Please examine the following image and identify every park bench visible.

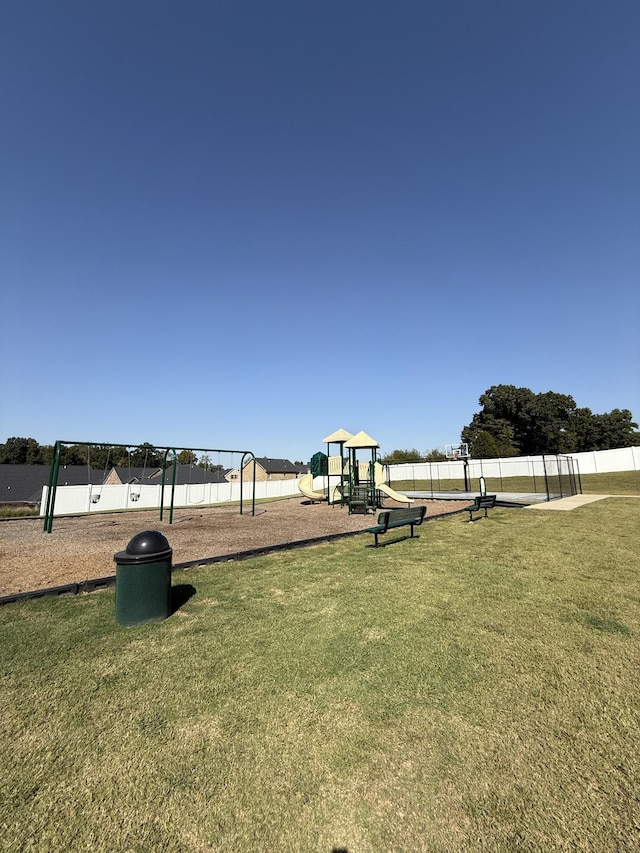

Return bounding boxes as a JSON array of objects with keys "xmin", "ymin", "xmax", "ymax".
[
  {"xmin": 465, "ymin": 494, "xmax": 497, "ymax": 522},
  {"xmin": 366, "ymin": 505, "xmax": 427, "ymax": 547}
]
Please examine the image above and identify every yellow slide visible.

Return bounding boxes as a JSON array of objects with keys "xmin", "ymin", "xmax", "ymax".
[
  {"xmin": 298, "ymin": 457, "xmax": 349, "ymax": 503},
  {"xmin": 297, "ymin": 472, "xmax": 327, "ymax": 502},
  {"xmin": 297, "ymin": 473, "xmax": 345, "ymax": 504},
  {"xmin": 374, "ymin": 463, "xmax": 413, "ymax": 505},
  {"xmin": 299, "ymin": 462, "xmax": 412, "ymax": 505}
]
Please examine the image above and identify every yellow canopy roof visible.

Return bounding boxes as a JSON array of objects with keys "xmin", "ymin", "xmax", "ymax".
[
  {"xmin": 322, "ymin": 428, "xmax": 353, "ymax": 444},
  {"xmin": 344, "ymin": 430, "xmax": 379, "ymax": 449}
]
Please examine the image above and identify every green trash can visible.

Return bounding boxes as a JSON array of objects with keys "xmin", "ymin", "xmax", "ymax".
[{"xmin": 114, "ymin": 530, "xmax": 172, "ymax": 626}]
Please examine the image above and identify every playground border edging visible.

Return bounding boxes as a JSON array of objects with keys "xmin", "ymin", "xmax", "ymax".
[
  {"xmin": 0, "ymin": 506, "xmax": 471, "ymax": 607},
  {"xmin": 0, "ymin": 529, "xmax": 366, "ymax": 607}
]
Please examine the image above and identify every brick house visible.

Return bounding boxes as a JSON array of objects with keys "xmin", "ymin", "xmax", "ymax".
[{"xmin": 226, "ymin": 457, "xmax": 305, "ymax": 483}]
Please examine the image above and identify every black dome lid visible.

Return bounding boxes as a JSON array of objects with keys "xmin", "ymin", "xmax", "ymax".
[{"xmin": 126, "ymin": 530, "xmax": 171, "ymax": 556}]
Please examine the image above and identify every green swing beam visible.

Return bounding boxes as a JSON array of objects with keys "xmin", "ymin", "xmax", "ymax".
[{"xmin": 44, "ymin": 440, "xmax": 257, "ymax": 533}]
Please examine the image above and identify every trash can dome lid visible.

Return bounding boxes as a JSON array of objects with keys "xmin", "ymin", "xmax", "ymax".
[{"xmin": 125, "ymin": 530, "xmax": 170, "ymax": 556}]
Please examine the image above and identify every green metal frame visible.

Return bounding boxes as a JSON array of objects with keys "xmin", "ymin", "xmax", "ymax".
[
  {"xmin": 325, "ymin": 439, "xmax": 349, "ymax": 507},
  {"xmin": 44, "ymin": 440, "xmax": 257, "ymax": 533},
  {"xmin": 346, "ymin": 446, "xmax": 378, "ymax": 511}
]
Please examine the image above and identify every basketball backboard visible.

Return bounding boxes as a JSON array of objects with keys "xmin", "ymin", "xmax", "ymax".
[{"xmin": 445, "ymin": 443, "xmax": 469, "ymax": 460}]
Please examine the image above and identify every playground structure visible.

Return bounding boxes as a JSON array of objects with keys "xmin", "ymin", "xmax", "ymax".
[
  {"xmin": 297, "ymin": 428, "xmax": 413, "ymax": 511},
  {"xmin": 42, "ymin": 440, "xmax": 258, "ymax": 532}
]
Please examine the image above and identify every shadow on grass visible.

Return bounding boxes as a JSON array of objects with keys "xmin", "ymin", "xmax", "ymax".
[
  {"xmin": 171, "ymin": 583, "xmax": 196, "ymax": 615},
  {"xmin": 368, "ymin": 534, "xmax": 421, "ymax": 548}
]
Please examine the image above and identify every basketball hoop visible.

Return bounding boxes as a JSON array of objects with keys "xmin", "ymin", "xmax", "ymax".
[
  {"xmin": 445, "ymin": 443, "xmax": 469, "ymax": 460},
  {"xmin": 445, "ymin": 442, "xmax": 471, "ymax": 492}
]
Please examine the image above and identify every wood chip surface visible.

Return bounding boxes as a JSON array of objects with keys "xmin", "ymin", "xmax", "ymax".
[{"xmin": 0, "ymin": 497, "xmax": 466, "ymax": 596}]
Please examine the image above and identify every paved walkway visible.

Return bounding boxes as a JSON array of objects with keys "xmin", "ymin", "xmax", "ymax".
[
  {"xmin": 409, "ymin": 491, "xmax": 640, "ymax": 511},
  {"xmin": 525, "ymin": 494, "xmax": 632, "ymax": 511}
]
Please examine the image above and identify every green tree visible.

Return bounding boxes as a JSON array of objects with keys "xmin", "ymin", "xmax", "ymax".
[
  {"xmin": 129, "ymin": 443, "xmax": 161, "ymax": 468},
  {"xmin": 59, "ymin": 444, "xmax": 88, "ymax": 465},
  {"xmin": 462, "ymin": 385, "xmax": 639, "ymax": 456},
  {"xmin": 590, "ymin": 409, "xmax": 639, "ymax": 450},
  {"xmin": 0, "ymin": 437, "xmax": 27, "ymax": 463},
  {"xmin": 462, "ymin": 414, "xmax": 519, "ymax": 457},
  {"xmin": 36, "ymin": 444, "xmax": 54, "ymax": 465},
  {"xmin": 424, "ymin": 448, "xmax": 447, "ymax": 462},
  {"xmin": 379, "ymin": 448, "xmax": 424, "ymax": 464},
  {"xmin": 468, "ymin": 430, "xmax": 501, "ymax": 458},
  {"xmin": 197, "ymin": 454, "xmax": 223, "ymax": 472},
  {"xmin": 87, "ymin": 445, "xmax": 117, "ymax": 471},
  {"xmin": 177, "ymin": 450, "xmax": 197, "ymax": 465}
]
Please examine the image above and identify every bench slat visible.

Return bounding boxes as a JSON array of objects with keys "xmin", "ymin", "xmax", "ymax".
[
  {"xmin": 466, "ymin": 494, "xmax": 497, "ymax": 521},
  {"xmin": 366, "ymin": 505, "xmax": 427, "ymax": 546}
]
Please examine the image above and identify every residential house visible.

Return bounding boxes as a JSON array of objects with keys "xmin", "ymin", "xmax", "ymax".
[
  {"xmin": 226, "ymin": 457, "xmax": 305, "ymax": 483},
  {"xmin": 102, "ymin": 464, "xmax": 231, "ymax": 486}
]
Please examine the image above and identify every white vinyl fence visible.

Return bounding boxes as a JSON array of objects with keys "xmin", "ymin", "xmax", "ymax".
[
  {"xmin": 567, "ymin": 446, "xmax": 640, "ymax": 474},
  {"xmin": 41, "ymin": 478, "xmax": 302, "ymax": 518},
  {"xmin": 387, "ymin": 446, "xmax": 640, "ymax": 484},
  {"xmin": 40, "ymin": 446, "xmax": 639, "ymax": 517}
]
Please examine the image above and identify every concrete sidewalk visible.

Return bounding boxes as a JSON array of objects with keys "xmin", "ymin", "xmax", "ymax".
[{"xmin": 526, "ymin": 494, "xmax": 611, "ymax": 511}]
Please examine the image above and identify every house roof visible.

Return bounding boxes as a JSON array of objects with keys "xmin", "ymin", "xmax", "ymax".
[
  {"xmin": 0, "ymin": 465, "xmax": 103, "ymax": 503},
  {"xmin": 253, "ymin": 457, "xmax": 300, "ymax": 475},
  {"xmin": 0, "ymin": 463, "xmax": 234, "ymax": 502},
  {"xmin": 148, "ymin": 465, "xmax": 230, "ymax": 485},
  {"xmin": 112, "ymin": 466, "xmax": 157, "ymax": 483}
]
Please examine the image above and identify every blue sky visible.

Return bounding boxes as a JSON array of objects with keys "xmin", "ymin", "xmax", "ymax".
[{"xmin": 1, "ymin": 0, "xmax": 638, "ymax": 462}]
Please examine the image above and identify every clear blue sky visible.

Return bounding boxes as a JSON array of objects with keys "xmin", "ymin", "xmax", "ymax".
[{"xmin": 1, "ymin": 0, "xmax": 638, "ymax": 462}]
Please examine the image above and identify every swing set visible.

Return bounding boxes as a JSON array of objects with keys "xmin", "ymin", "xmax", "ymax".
[{"xmin": 43, "ymin": 440, "xmax": 257, "ymax": 533}]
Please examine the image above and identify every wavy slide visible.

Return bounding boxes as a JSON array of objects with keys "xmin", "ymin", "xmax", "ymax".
[
  {"xmin": 374, "ymin": 463, "xmax": 413, "ymax": 505},
  {"xmin": 297, "ymin": 473, "xmax": 326, "ymax": 502},
  {"xmin": 297, "ymin": 473, "xmax": 344, "ymax": 503}
]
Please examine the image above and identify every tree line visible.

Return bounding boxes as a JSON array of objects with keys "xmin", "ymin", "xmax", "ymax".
[
  {"xmin": 380, "ymin": 385, "xmax": 638, "ymax": 462},
  {"xmin": 3, "ymin": 386, "xmax": 638, "ymax": 466},
  {"xmin": 0, "ymin": 439, "xmax": 218, "ymax": 469},
  {"xmin": 460, "ymin": 385, "xmax": 639, "ymax": 457}
]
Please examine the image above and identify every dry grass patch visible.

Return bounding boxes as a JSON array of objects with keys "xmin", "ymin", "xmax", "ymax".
[{"xmin": 0, "ymin": 499, "xmax": 638, "ymax": 851}]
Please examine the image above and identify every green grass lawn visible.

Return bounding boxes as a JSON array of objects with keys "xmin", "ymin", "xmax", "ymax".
[
  {"xmin": 1, "ymin": 498, "xmax": 639, "ymax": 852},
  {"xmin": 580, "ymin": 469, "xmax": 640, "ymax": 495},
  {"xmin": 391, "ymin": 469, "xmax": 640, "ymax": 498}
]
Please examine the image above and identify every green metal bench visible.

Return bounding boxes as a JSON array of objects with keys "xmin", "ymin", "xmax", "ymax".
[
  {"xmin": 366, "ymin": 505, "xmax": 427, "ymax": 547},
  {"xmin": 465, "ymin": 494, "xmax": 497, "ymax": 522}
]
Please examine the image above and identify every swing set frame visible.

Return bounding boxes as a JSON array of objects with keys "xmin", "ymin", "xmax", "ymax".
[{"xmin": 43, "ymin": 440, "xmax": 257, "ymax": 533}]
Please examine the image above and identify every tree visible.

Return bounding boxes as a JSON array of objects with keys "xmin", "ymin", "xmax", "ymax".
[
  {"xmin": 177, "ymin": 450, "xmax": 197, "ymax": 465},
  {"xmin": 129, "ymin": 442, "xmax": 161, "ymax": 468},
  {"xmin": 462, "ymin": 414, "xmax": 519, "ymax": 457},
  {"xmin": 197, "ymin": 454, "xmax": 223, "ymax": 472},
  {"xmin": 36, "ymin": 444, "xmax": 54, "ymax": 465},
  {"xmin": 590, "ymin": 409, "xmax": 639, "ymax": 450},
  {"xmin": 0, "ymin": 437, "xmax": 31, "ymax": 464},
  {"xmin": 379, "ymin": 448, "xmax": 424, "ymax": 464},
  {"xmin": 462, "ymin": 385, "xmax": 639, "ymax": 456},
  {"xmin": 424, "ymin": 448, "xmax": 447, "ymax": 462},
  {"xmin": 468, "ymin": 430, "xmax": 501, "ymax": 459},
  {"xmin": 59, "ymin": 444, "xmax": 88, "ymax": 465}
]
